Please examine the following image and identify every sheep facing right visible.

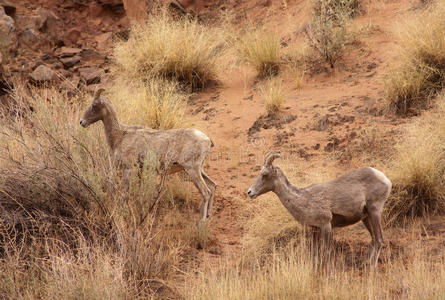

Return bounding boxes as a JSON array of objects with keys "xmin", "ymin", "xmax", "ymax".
[{"xmin": 247, "ymin": 151, "xmax": 392, "ymax": 266}]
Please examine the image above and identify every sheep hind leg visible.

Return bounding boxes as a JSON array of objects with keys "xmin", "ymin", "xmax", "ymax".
[
  {"xmin": 363, "ymin": 216, "xmax": 377, "ymax": 267},
  {"xmin": 184, "ymin": 167, "xmax": 212, "ymax": 222},
  {"xmin": 367, "ymin": 208, "xmax": 384, "ymax": 267},
  {"xmin": 202, "ymin": 170, "xmax": 216, "ymax": 217},
  {"xmin": 320, "ymin": 223, "xmax": 333, "ymax": 273}
]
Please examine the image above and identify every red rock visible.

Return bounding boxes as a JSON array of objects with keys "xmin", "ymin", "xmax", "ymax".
[
  {"xmin": 95, "ymin": 32, "xmax": 112, "ymax": 50},
  {"xmin": 65, "ymin": 28, "xmax": 82, "ymax": 46},
  {"xmin": 123, "ymin": 0, "xmax": 149, "ymax": 22},
  {"xmin": 79, "ymin": 67, "xmax": 105, "ymax": 85},
  {"xmin": 0, "ymin": 0, "xmax": 15, "ymax": 16},
  {"xmin": 60, "ymin": 55, "xmax": 81, "ymax": 68},
  {"xmin": 30, "ymin": 65, "xmax": 58, "ymax": 83},
  {"xmin": 0, "ymin": 6, "xmax": 17, "ymax": 59},
  {"xmin": 59, "ymin": 47, "xmax": 82, "ymax": 57}
]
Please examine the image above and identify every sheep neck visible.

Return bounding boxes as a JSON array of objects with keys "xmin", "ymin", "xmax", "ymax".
[
  {"xmin": 102, "ymin": 103, "xmax": 124, "ymax": 151},
  {"xmin": 272, "ymin": 173, "xmax": 305, "ymax": 215}
]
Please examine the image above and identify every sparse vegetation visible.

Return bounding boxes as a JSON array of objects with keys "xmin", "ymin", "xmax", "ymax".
[
  {"xmin": 385, "ymin": 1, "xmax": 445, "ymax": 115},
  {"xmin": 113, "ymin": 9, "xmax": 226, "ymax": 90},
  {"xmin": 384, "ymin": 100, "xmax": 445, "ymax": 225},
  {"xmin": 260, "ymin": 77, "xmax": 287, "ymax": 114},
  {"xmin": 236, "ymin": 30, "xmax": 281, "ymax": 77}
]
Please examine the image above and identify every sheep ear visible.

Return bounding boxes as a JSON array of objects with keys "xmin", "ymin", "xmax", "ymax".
[
  {"xmin": 264, "ymin": 151, "xmax": 281, "ymax": 166},
  {"xmin": 92, "ymin": 88, "xmax": 105, "ymax": 105}
]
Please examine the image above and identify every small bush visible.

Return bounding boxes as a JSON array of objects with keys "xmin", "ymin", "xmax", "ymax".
[
  {"xmin": 306, "ymin": 0, "xmax": 357, "ymax": 67},
  {"xmin": 109, "ymin": 78, "xmax": 188, "ymax": 130},
  {"xmin": 236, "ymin": 30, "xmax": 281, "ymax": 77},
  {"xmin": 259, "ymin": 77, "xmax": 287, "ymax": 115},
  {"xmin": 384, "ymin": 100, "xmax": 445, "ymax": 225},
  {"xmin": 385, "ymin": 2, "xmax": 445, "ymax": 115},
  {"xmin": 313, "ymin": 0, "xmax": 362, "ymax": 20},
  {"xmin": 113, "ymin": 9, "xmax": 226, "ymax": 90}
]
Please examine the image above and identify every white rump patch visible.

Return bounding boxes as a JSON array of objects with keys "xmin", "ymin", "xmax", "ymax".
[
  {"xmin": 370, "ymin": 167, "xmax": 392, "ymax": 189},
  {"xmin": 193, "ymin": 129, "xmax": 210, "ymax": 141}
]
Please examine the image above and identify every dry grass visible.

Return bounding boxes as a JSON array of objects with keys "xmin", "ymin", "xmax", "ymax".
[
  {"xmin": 0, "ymin": 82, "xmax": 199, "ymax": 298},
  {"xmin": 259, "ymin": 77, "xmax": 287, "ymax": 114},
  {"xmin": 385, "ymin": 1, "xmax": 445, "ymax": 115},
  {"xmin": 112, "ymin": 9, "xmax": 226, "ymax": 91},
  {"xmin": 187, "ymin": 243, "xmax": 445, "ymax": 300},
  {"xmin": 108, "ymin": 78, "xmax": 189, "ymax": 130},
  {"xmin": 235, "ymin": 30, "xmax": 281, "ymax": 77},
  {"xmin": 384, "ymin": 99, "xmax": 445, "ymax": 225}
]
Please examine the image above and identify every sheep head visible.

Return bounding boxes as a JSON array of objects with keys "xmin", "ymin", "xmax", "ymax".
[
  {"xmin": 247, "ymin": 151, "xmax": 281, "ymax": 199},
  {"xmin": 80, "ymin": 88, "xmax": 107, "ymax": 128}
]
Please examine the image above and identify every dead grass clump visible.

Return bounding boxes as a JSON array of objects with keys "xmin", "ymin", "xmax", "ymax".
[
  {"xmin": 186, "ymin": 243, "xmax": 445, "ymax": 300},
  {"xmin": 236, "ymin": 30, "xmax": 281, "ymax": 77},
  {"xmin": 259, "ymin": 77, "xmax": 287, "ymax": 114},
  {"xmin": 385, "ymin": 2, "xmax": 445, "ymax": 115},
  {"xmin": 0, "ymin": 83, "xmax": 199, "ymax": 298},
  {"xmin": 109, "ymin": 78, "xmax": 188, "ymax": 130},
  {"xmin": 113, "ymin": 9, "xmax": 226, "ymax": 91},
  {"xmin": 384, "ymin": 101, "xmax": 445, "ymax": 225},
  {"xmin": 306, "ymin": 0, "xmax": 355, "ymax": 68}
]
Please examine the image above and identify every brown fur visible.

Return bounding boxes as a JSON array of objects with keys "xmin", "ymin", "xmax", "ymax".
[
  {"xmin": 248, "ymin": 151, "xmax": 392, "ymax": 266},
  {"xmin": 80, "ymin": 89, "xmax": 217, "ymax": 220}
]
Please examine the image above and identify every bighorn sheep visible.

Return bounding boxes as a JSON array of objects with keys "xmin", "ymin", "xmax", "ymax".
[
  {"xmin": 247, "ymin": 152, "xmax": 392, "ymax": 266},
  {"xmin": 80, "ymin": 89, "xmax": 217, "ymax": 221}
]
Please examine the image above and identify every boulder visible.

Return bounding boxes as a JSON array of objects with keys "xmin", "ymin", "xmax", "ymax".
[
  {"xmin": 123, "ymin": 0, "xmax": 149, "ymax": 21},
  {"xmin": 33, "ymin": 8, "xmax": 59, "ymax": 39},
  {"xmin": 60, "ymin": 55, "xmax": 81, "ymax": 68},
  {"xmin": 0, "ymin": 0, "xmax": 16, "ymax": 16},
  {"xmin": 30, "ymin": 65, "xmax": 58, "ymax": 83},
  {"xmin": 79, "ymin": 67, "xmax": 105, "ymax": 85},
  {"xmin": 59, "ymin": 47, "xmax": 82, "ymax": 57},
  {"xmin": 64, "ymin": 28, "xmax": 82, "ymax": 46},
  {"xmin": 81, "ymin": 49, "xmax": 106, "ymax": 65},
  {"xmin": 0, "ymin": 6, "xmax": 17, "ymax": 59},
  {"xmin": 95, "ymin": 32, "xmax": 112, "ymax": 50},
  {"xmin": 18, "ymin": 28, "xmax": 48, "ymax": 50}
]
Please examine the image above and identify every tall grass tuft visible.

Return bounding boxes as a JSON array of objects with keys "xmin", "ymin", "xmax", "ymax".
[
  {"xmin": 113, "ymin": 9, "xmax": 226, "ymax": 91},
  {"xmin": 109, "ymin": 78, "xmax": 189, "ymax": 130},
  {"xmin": 384, "ymin": 100, "xmax": 445, "ymax": 225},
  {"xmin": 385, "ymin": 2, "xmax": 445, "ymax": 115},
  {"xmin": 260, "ymin": 77, "xmax": 287, "ymax": 115},
  {"xmin": 236, "ymin": 30, "xmax": 281, "ymax": 77}
]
